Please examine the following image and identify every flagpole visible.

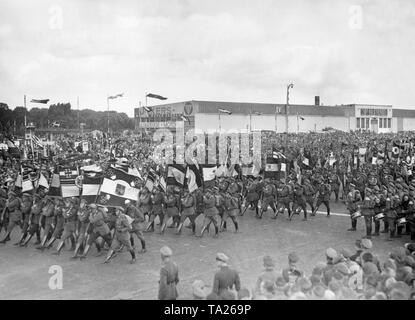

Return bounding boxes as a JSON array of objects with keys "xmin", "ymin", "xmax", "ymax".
[
  {"xmin": 24, "ymin": 95, "xmax": 27, "ymax": 128},
  {"xmin": 107, "ymin": 95, "xmax": 109, "ymax": 136},
  {"xmin": 77, "ymin": 96, "xmax": 80, "ymax": 134}
]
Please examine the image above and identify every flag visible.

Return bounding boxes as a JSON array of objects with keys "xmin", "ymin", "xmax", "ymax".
[
  {"xmin": 82, "ymin": 175, "xmax": 102, "ymax": 204},
  {"xmin": 186, "ymin": 165, "xmax": 203, "ymax": 193},
  {"xmin": 108, "ymin": 93, "xmax": 123, "ymax": 99},
  {"xmin": 146, "ymin": 93, "xmax": 167, "ymax": 100},
  {"xmin": 143, "ymin": 106, "xmax": 153, "ymax": 113},
  {"xmin": 35, "ymin": 173, "xmax": 49, "ymax": 189},
  {"xmin": 242, "ymin": 161, "xmax": 260, "ymax": 177},
  {"xmin": 218, "ymin": 108, "xmax": 232, "ymax": 114},
  {"xmin": 167, "ymin": 164, "xmax": 186, "ymax": 186},
  {"xmin": 48, "ymin": 173, "xmax": 61, "ymax": 197},
  {"xmin": 158, "ymin": 176, "xmax": 167, "ymax": 193},
  {"xmin": 30, "ymin": 99, "xmax": 49, "ymax": 104},
  {"xmin": 31, "ymin": 135, "xmax": 43, "ymax": 148},
  {"xmin": 145, "ymin": 169, "xmax": 159, "ymax": 192},
  {"xmin": 98, "ymin": 167, "xmax": 141, "ymax": 206},
  {"xmin": 202, "ymin": 165, "xmax": 217, "ymax": 182},
  {"xmin": 272, "ymin": 149, "xmax": 287, "ymax": 160},
  {"xmin": 299, "ymin": 116, "xmax": 305, "ymax": 120},
  {"xmin": 59, "ymin": 166, "xmax": 80, "ymax": 198}
]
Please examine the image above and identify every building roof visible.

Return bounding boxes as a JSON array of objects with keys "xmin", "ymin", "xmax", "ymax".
[{"xmin": 194, "ymin": 100, "xmax": 353, "ymax": 116}]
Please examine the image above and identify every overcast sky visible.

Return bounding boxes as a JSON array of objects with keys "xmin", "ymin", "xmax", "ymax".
[{"xmin": 0, "ymin": 0, "xmax": 414, "ymax": 117}]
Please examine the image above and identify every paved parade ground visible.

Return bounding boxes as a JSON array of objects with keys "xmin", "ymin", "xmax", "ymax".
[{"xmin": 0, "ymin": 201, "xmax": 409, "ymax": 300}]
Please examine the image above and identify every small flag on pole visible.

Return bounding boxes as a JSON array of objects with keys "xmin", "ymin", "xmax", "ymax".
[
  {"xmin": 146, "ymin": 93, "xmax": 167, "ymax": 100},
  {"xmin": 218, "ymin": 108, "xmax": 232, "ymax": 115},
  {"xmin": 181, "ymin": 114, "xmax": 190, "ymax": 123},
  {"xmin": 30, "ymin": 99, "xmax": 49, "ymax": 104},
  {"xmin": 108, "ymin": 93, "xmax": 123, "ymax": 99}
]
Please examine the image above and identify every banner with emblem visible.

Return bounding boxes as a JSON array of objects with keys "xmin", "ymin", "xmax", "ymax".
[
  {"xmin": 167, "ymin": 164, "xmax": 186, "ymax": 186},
  {"xmin": 81, "ymin": 174, "xmax": 102, "ymax": 204},
  {"xmin": 59, "ymin": 165, "xmax": 80, "ymax": 198},
  {"xmin": 97, "ymin": 167, "xmax": 140, "ymax": 206}
]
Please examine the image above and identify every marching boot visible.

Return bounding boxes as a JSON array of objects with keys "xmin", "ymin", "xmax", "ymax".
[
  {"xmin": 219, "ymin": 220, "xmax": 225, "ymax": 232},
  {"xmin": 79, "ymin": 244, "xmax": 91, "ymax": 260},
  {"xmin": 288, "ymin": 211, "xmax": 293, "ymax": 221},
  {"xmin": 14, "ymin": 233, "xmax": 27, "ymax": 246},
  {"xmin": 140, "ymin": 240, "xmax": 146, "ymax": 253},
  {"xmin": 214, "ymin": 225, "xmax": 219, "ymax": 237},
  {"xmin": 258, "ymin": 210, "xmax": 263, "ymax": 219},
  {"xmin": 255, "ymin": 207, "xmax": 259, "ymax": 217},
  {"xmin": 159, "ymin": 221, "xmax": 167, "ymax": 234},
  {"xmin": 130, "ymin": 250, "xmax": 136, "ymax": 264},
  {"xmin": 130, "ymin": 236, "xmax": 135, "ymax": 248},
  {"xmin": 52, "ymin": 241, "xmax": 65, "ymax": 255},
  {"xmin": 34, "ymin": 229, "xmax": 41, "ymax": 245},
  {"xmin": 104, "ymin": 250, "xmax": 115, "ymax": 264},
  {"xmin": 145, "ymin": 221, "xmax": 154, "ymax": 233},
  {"xmin": 20, "ymin": 234, "xmax": 33, "ymax": 247},
  {"xmin": 176, "ymin": 223, "xmax": 183, "ymax": 235},
  {"xmin": 191, "ymin": 222, "xmax": 196, "ymax": 235},
  {"xmin": 0, "ymin": 231, "xmax": 11, "ymax": 244},
  {"xmin": 36, "ymin": 236, "xmax": 48, "ymax": 251},
  {"xmin": 70, "ymin": 243, "xmax": 82, "ymax": 259},
  {"xmin": 233, "ymin": 220, "xmax": 239, "ymax": 233},
  {"xmin": 302, "ymin": 212, "xmax": 308, "ymax": 221},
  {"xmin": 69, "ymin": 235, "xmax": 76, "ymax": 251},
  {"xmin": 326, "ymin": 208, "xmax": 331, "ymax": 217},
  {"xmin": 45, "ymin": 237, "xmax": 57, "ymax": 249}
]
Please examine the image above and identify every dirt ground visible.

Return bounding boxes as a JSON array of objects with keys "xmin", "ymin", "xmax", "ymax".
[{"xmin": 0, "ymin": 200, "xmax": 410, "ymax": 300}]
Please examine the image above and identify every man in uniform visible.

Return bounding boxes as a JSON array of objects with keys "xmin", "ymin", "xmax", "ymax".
[
  {"xmin": 260, "ymin": 179, "xmax": 277, "ymax": 219},
  {"xmin": 36, "ymin": 195, "xmax": 55, "ymax": 250},
  {"xmin": 385, "ymin": 195, "xmax": 399, "ymax": 241},
  {"xmin": 79, "ymin": 204, "xmax": 112, "ymax": 259},
  {"xmin": 360, "ymin": 192, "xmax": 375, "ymax": 239},
  {"xmin": 282, "ymin": 252, "xmax": 304, "ymax": 285},
  {"xmin": 20, "ymin": 193, "xmax": 44, "ymax": 247},
  {"xmin": 346, "ymin": 184, "xmax": 361, "ymax": 231},
  {"xmin": 14, "ymin": 193, "xmax": 32, "ymax": 246},
  {"xmin": 52, "ymin": 197, "xmax": 78, "ymax": 255},
  {"xmin": 276, "ymin": 179, "xmax": 292, "ymax": 218},
  {"xmin": 160, "ymin": 186, "xmax": 180, "ymax": 234},
  {"xmin": 222, "ymin": 191, "xmax": 239, "ymax": 232},
  {"xmin": 158, "ymin": 246, "xmax": 179, "ymax": 300},
  {"xmin": 243, "ymin": 178, "xmax": 260, "ymax": 216},
  {"xmin": 177, "ymin": 188, "xmax": 196, "ymax": 235},
  {"xmin": 0, "ymin": 191, "xmax": 22, "ymax": 243},
  {"xmin": 42, "ymin": 197, "xmax": 65, "ymax": 250},
  {"xmin": 138, "ymin": 186, "xmax": 152, "ymax": 222},
  {"xmin": 199, "ymin": 188, "xmax": 219, "ymax": 237},
  {"xmin": 291, "ymin": 181, "xmax": 308, "ymax": 221},
  {"xmin": 313, "ymin": 178, "xmax": 331, "ymax": 217},
  {"xmin": 145, "ymin": 187, "xmax": 165, "ymax": 233},
  {"xmin": 104, "ymin": 207, "xmax": 136, "ymax": 264},
  {"xmin": 70, "ymin": 199, "xmax": 90, "ymax": 259},
  {"xmin": 330, "ymin": 170, "xmax": 341, "ymax": 202},
  {"xmin": 125, "ymin": 199, "xmax": 146, "ymax": 253},
  {"xmin": 212, "ymin": 252, "xmax": 241, "ymax": 296},
  {"xmin": 303, "ymin": 179, "xmax": 316, "ymax": 216}
]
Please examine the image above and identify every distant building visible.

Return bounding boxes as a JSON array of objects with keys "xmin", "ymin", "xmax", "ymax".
[{"xmin": 134, "ymin": 100, "xmax": 415, "ymax": 134}]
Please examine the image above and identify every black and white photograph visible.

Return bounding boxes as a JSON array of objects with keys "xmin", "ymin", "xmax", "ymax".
[{"xmin": 1, "ymin": 0, "xmax": 415, "ymax": 303}]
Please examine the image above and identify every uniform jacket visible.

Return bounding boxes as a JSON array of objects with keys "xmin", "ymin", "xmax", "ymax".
[
  {"xmin": 158, "ymin": 260, "xmax": 179, "ymax": 300},
  {"xmin": 213, "ymin": 266, "xmax": 241, "ymax": 295},
  {"xmin": 89, "ymin": 211, "xmax": 110, "ymax": 235}
]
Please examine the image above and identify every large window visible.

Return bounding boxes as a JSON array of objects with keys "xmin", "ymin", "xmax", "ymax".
[
  {"xmin": 388, "ymin": 118, "xmax": 391, "ymax": 128},
  {"xmin": 356, "ymin": 117, "xmax": 360, "ymax": 128}
]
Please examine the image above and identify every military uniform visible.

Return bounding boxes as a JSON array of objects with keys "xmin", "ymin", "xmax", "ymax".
[
  {"xmin": 314, "ymin": 180, "xmax": 331, "ymax": 217},
  {"xmin": 158, "ymin": 246, "xmax": 179, "ymax": 300},
  {"xmin": 80, "ymin": 206, "xmax": 112, "ymax": 259},
  {"xmin": 292, "ymin": 182, "xmax": 308, "ymax": 220},
  {"xmin": 126, "ymin": 202, "xmax": 146, "ymax": 252},
  {"xmin": 70, "ymin": 201, "xmax": 90, "ymax": 258},
  {"xmin": 0, "ymin": 191, "xmax": 22, "ymax": 243},
  {"xmin": 52, "ymin": 198, "xmax": 78, "ymax": 254},
  {"xmin": 14, "ymin": 193, "xmax": 32, "ymax": 245},
  {"xmin": 276, "ymin": 182, "xmax": 292, "ymax": 217},
  {"xmin": 146, "ymin": 189, "xmax": 165, "ymax": 232},
  {"xmin": 213, "ymin": 254, "xmax": 241, "ymax": 296},
  {"xmin": 138, "ymin": 188, "xmax": 152, "ymax": 219},
  {"xmin": 21, "ymin": 194, "xmax": 44, "ymax": 247},
  {"xmin": 160, "ymin": 191, "xmax": 180, "ymax": 234},
  {"xmin": 330, "ymin": 172, "xmax": 341, "ymax": 202},
  {"xmin": 360, "ymin": 195, "xmax": 375, "ymax": 239},
  {"xmin": 385, "ymin": 196, "xmax": 399, "ymax": 241},
  {"xmin": 105, "ymin": 209, "xmax": 136, "ymax": 264},
  {"xmin": 222, "ymin": 192, "xmax": 239, "ymax": 232},
  {"xmin": 244, "ymin": 179, "xmax": 260, "ymax": 216},
  {"xmin": 303, "ymin": 179, "xmax": 316, "ymax": 215},
  {"xmin": 261, "ymin": 182, "xmax": 276, "ymax": 219},
  {"xmin": 36, "ymin": 197, "xmax": 55, "ymax": 250},
  {"xmin": 178, "ymin": 191, "xmax": 196, "ymax": 234},
  {"xmin": 200, "ymin": 190, "xmax": 219, "ymax": 237}
]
